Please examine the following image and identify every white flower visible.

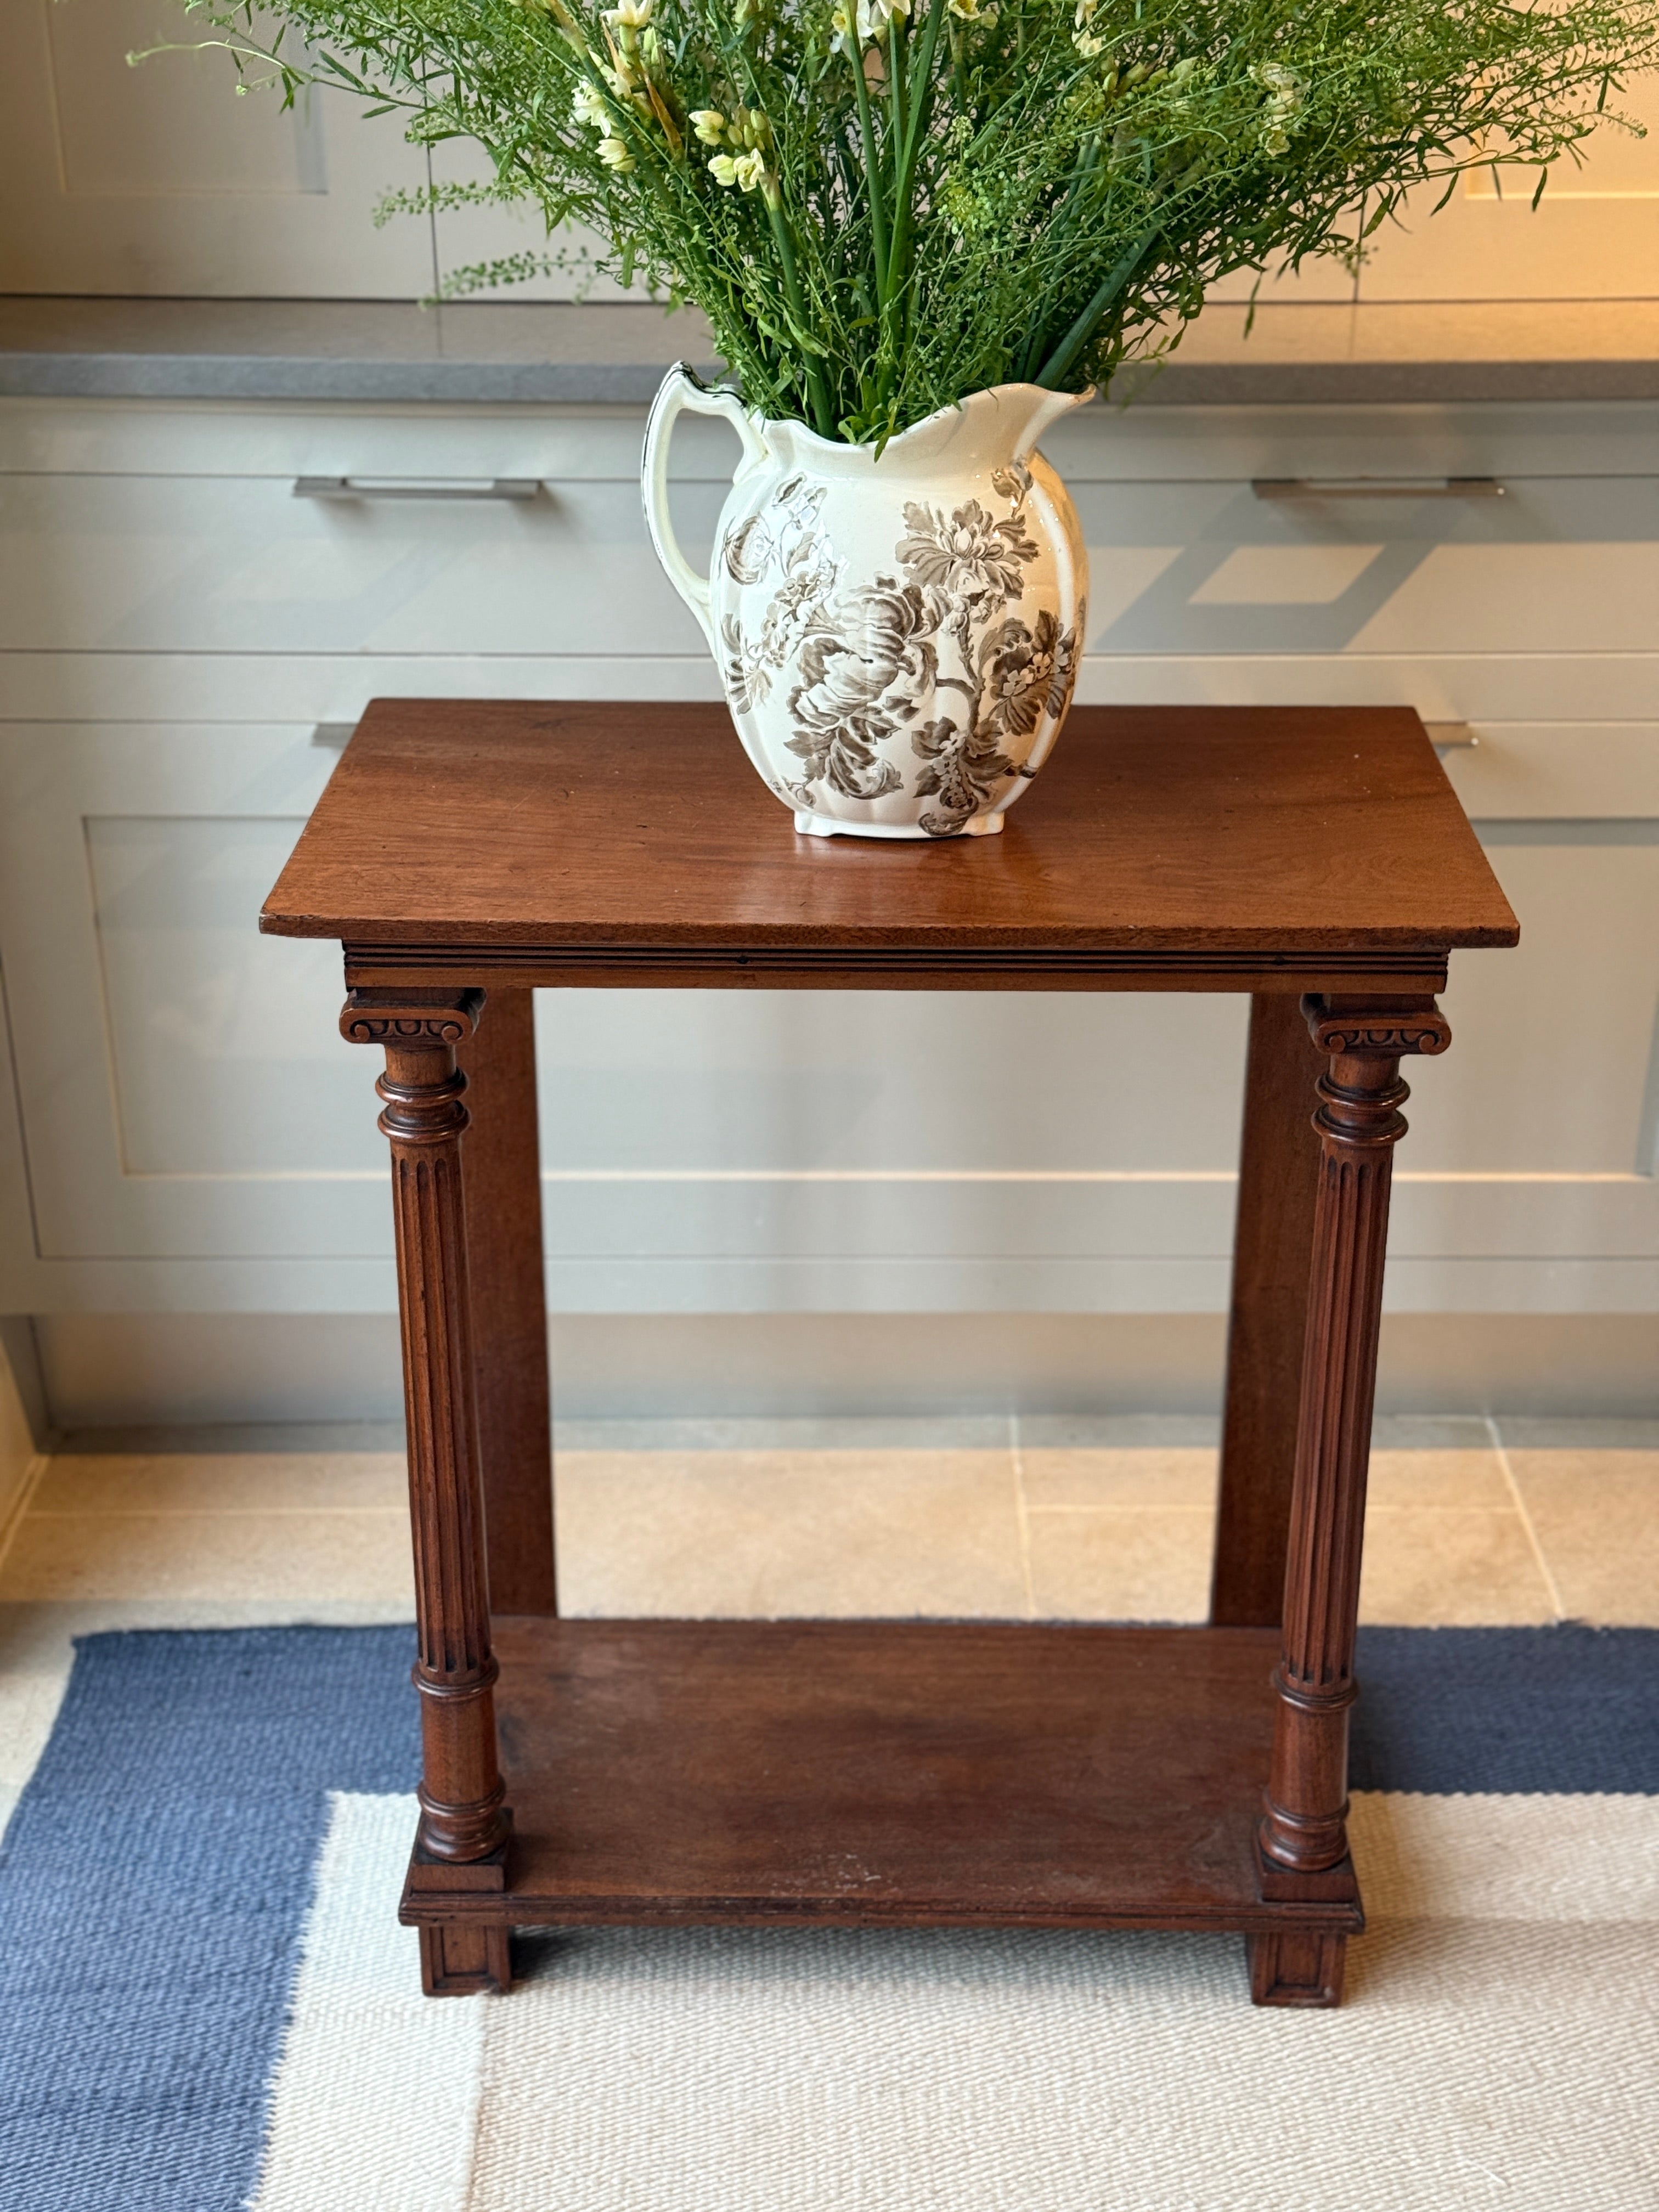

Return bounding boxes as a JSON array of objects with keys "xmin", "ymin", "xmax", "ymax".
[
  {"xmin": 709, "ymin": 147, "xmax": 770, "ymax": 190},
  {"xmin": 855, "ymin": 0, "xmax": 909, "ymax": 43},
  {"xmin": 831, "ymin": 0, "xmax": 854, "ymax": 38},
  {"xmin": 573, "ymin": 81, "xmax": 611, "ymax": 129},
  {"xmin": 690, "ymin": 108, "xmax": 727, "ymax": 144},
  {"xmin": 1255, "ymin": 60, "xmax": 1305, "ymax": 154},
  {"xmin": 597, "ymin": 135, "xmax": 635, "ymax": 168}
]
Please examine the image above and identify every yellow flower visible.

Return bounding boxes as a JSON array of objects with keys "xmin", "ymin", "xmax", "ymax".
[
  {"xmin": 690, "ymin": 108, "xmax": 727, "ymax": 143},
  {"xmin": 597, "ymin": 135, "xmax": 635, "ymax": 168},
  {"xmin": 603, "ymin": 0, "xmax": 653, "ymax": 25}
]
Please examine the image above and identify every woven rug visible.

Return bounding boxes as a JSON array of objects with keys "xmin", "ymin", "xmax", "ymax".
[{"xmin": 1, "ymin": 1626, "xmax": 1655, "ymax": 2212}]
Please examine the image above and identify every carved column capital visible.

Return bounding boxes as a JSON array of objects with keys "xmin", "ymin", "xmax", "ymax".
[
  {"xmin": 340, "ymin": 989, "xmax": 485, "ymax": 1049},
  {"xmin": 1301, "ymin": 995, "xmax": 1451, "ymax": 1059}
]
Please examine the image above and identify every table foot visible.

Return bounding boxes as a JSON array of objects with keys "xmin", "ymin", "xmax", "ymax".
[
  {"xmin": 420, "ymin": 1921, "xmax": 512, "ymax": 1997},
  {"xmin": 1246, "ymin": 1929, "xmax": 1347, "ymax": 2008}
]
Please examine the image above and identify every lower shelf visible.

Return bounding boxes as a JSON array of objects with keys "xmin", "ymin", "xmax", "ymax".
[{"xmin": 402, "ymin": 1618, "xmax": 1362, "ymax": 1937}]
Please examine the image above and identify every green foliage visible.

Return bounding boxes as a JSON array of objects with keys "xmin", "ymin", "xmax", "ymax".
[{"xmin": 170, "ymin": 0, "xmax": 1659, "ymax": 439}]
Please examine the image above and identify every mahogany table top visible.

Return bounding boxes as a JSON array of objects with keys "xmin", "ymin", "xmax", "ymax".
[{"xmin": 261, "ymin": 700, "xmax": 1517, "ymax": 991}]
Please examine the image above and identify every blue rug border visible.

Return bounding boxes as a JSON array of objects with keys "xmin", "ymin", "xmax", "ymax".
[{"xmin": 0, "ymin": 1626, "xmax": 417, "ymax": 2212}]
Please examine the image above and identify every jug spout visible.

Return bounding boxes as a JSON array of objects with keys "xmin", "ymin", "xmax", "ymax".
[
  {"xmin": 879, "ymin": 381, "xmax": 1094, "ymax": 474},
  {"xmin": 1004, "ymin": 384, "xmax": 1095, "ymax": 459},
  {"xmin": 763, "ymin": 382, "xmax": 1093, "ymax": 480}
]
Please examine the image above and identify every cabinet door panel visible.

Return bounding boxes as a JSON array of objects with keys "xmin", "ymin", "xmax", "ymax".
[
  {"xmin": 1405, "ymin": 828, "xmax": 1659, "ymax": 1177},
  {"xmin": 0, "ymin": 727, "xmax": 387, "ymax": 1261},
  {"xmin": 86, "ymin": 815, "xmax": 379, "ymax": 1177}
]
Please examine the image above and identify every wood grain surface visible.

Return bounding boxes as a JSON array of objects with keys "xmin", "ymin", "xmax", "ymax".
[
  {"xmin": 455, "ymin": 989, "xmax": 557, "ymax": 1618},
  {"xmin": 262, "ymin": 702, "xmax": 1517, "ymax": 969},
  {"xmin": 397, "ymin": 1617, "xmax": 1363, "ymax": 1936},
  {"xmin": 1210, "ymin": 994, "xmax": 1327, "ymax": 1628}
]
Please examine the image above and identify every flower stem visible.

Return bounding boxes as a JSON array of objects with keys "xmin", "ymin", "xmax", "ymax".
[
  {"xmin": 883, "ymin": 0, "xmax": 946, "ymax": 404},
  {"xmin": 848, "ymin": 43, "xmax": 891, "ymax": 297},
  {"xmin": 764, "ymin": 189, "xmax": 836, "ymax": 435},
  {"xmin": 1032, "ymin": 230, "xmax": 1160, "ymax": 389}
]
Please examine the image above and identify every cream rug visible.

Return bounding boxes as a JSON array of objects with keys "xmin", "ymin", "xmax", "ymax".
[{"xmin": 255, "ymin": 1790, "xmax": 1659, "ymax": 2212}]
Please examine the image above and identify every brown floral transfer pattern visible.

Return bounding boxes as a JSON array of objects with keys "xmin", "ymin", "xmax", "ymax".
[{"xmin": 718, "ymin": 462, "xmax": 1081, "ymax": 834}]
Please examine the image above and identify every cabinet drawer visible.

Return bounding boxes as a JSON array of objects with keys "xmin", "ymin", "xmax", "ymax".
[
  {"xmin": 7, "ymin": 397, "xmax": 1658, "ymax": 484},
  {"xmin": 0, "ymin": 470, "xmax": 720, "ymax": 656},
  {"xmin": 5, "ymin": 461, "xmax": 1654, "ymax": 661},
  {"xmin": 0, "ymin": 399, "xmax": 742, "ymax": 482},
  {"xmin": 1073, "ymin": 473, "xmax": 1659, "ymax": 656},
  {"xmin": 1438, "ymin": 724, "xmax": 1659, "ymax": 817}
]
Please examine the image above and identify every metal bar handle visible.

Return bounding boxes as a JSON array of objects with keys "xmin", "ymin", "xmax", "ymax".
[
  {"xmin": 1251, "ymin": 477, "xmax": 1505, "ymax": 500},
  {"xmin": 292, "ymin": 476, "xmax": 542, "ymax": 501}
]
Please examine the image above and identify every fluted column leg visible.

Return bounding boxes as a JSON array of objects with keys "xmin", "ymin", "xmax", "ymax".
[
  {"xmin": 1249, "ymin": 994, "xmax": 1451, "ymax": 2007},
  {"xmin": 342, "ymin": 986, "xmax": 511, "ymax": 1994}
]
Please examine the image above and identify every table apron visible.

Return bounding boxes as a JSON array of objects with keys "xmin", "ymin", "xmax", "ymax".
[{"xmin": 342, "ymin": 945, "xmax": 1453, "ymax": 994}]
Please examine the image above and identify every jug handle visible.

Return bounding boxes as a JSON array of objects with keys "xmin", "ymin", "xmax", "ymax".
[{"xmin": 642, "ymin": 364, "xmax": 769, "ymax": 653}]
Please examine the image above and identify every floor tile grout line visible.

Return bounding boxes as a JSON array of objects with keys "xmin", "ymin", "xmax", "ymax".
[
  {"xmin": 1023, "ymin": 1504, "xmax": 1219, "ymax": 1516},
  {"xmin": 1008, "ymin": 1413, "xmax": 1036, "ymax": 1622},
  {"xmin": 0, "ymin": 1456, "xmax": 56, "ymax": 1582},
  {"xmin": 21, "ymin": 1508, "xmax": 409, "ymax": 1521},
  {"xmin": 1485, "ymin": 1414, "xmax": 1568, "ymax": 1621}
]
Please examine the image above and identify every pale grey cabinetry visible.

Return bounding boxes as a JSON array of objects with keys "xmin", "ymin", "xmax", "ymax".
[{"xmin": 1, "ymin": 397, "xmax": 1655, "ymax": 1383}]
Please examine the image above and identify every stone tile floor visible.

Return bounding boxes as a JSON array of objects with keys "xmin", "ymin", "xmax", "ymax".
[{"xmin": 1, "ymin": 1412, "xmax": 1654, "ymax": 1837}]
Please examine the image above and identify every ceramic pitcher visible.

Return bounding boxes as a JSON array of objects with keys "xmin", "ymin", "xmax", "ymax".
[{"xmin": 643, "ymin": 365, "xmax": 1091, "ymax": 839}]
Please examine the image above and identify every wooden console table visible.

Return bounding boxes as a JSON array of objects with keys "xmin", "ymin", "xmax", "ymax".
[{"xmin": 262, "ymin": 700, "xmax": 1516, "ymax": 2007}]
